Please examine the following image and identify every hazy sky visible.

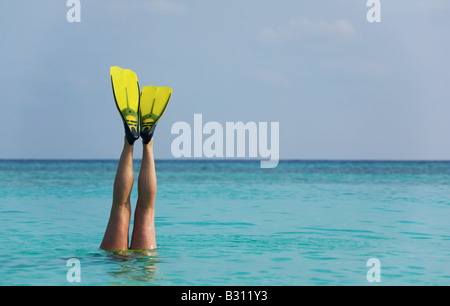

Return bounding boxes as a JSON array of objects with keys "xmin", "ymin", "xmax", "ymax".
[{"xmin": 1, "ymin": 0, "xmax": 450, "ymax": 160}]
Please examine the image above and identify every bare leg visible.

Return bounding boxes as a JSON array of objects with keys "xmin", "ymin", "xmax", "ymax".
[
  {"xmin": 130, "ymin": 139, "xmax": 157, "ymax": 250},
  {"xmin": 100, "ymin": 139, "xmax": 134, "ymax": 250}
]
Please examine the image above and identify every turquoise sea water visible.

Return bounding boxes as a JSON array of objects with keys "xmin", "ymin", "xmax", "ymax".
[{"xmin": 0, "ymin": 160, "xmax": 449, "ymax": 286}]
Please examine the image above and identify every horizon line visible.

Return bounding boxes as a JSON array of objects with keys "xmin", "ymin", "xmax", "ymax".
[{"xmin": 2, "ymin": 158, "xmax": 450, "ymax": 162}]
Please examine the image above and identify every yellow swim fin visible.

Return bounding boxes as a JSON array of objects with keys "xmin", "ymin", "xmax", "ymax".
[
  {"xmin": 140, "ymin": 85, "xmax": 172, "ymax": 144},
  {"xmin": 110, "ymin": 66, "xmax": 140, "ymax": 145}
]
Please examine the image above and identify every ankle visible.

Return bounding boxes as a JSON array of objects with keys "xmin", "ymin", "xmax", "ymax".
[
  {"xmin": 143, "ymin": 138, "xmax": 154, "ymax": 147},
  {"xmin": 123, "ymin": 137, "xmax": 135, "ymax": 149}
]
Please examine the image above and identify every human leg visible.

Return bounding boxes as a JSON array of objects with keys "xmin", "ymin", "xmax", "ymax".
[
  {"xmin": 100, "ymin": 139, "xmax": 134, "ymax": 250},
  {"xmin": 130, "ymin": 139, "xmax": 157, "ymax": 250}
]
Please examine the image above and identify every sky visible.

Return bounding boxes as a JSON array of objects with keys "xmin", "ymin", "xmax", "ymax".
[{"xmin": 1, "ymin": 0, "xmax": 450, "ymax": 160}]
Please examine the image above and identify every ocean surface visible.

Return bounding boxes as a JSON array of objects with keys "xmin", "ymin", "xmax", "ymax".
[{"xmin": 0, "ymin": 160, "xmax": 449, "ymax": 286}]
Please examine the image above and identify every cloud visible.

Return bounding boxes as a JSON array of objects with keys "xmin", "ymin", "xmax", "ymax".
[
  {"xmin": 108, "ymin": 0, "xmax": 187, "ymax": 15},
  {"xmin": 258, "ymin": 18, "xmax": 357, "ymax": 45}
]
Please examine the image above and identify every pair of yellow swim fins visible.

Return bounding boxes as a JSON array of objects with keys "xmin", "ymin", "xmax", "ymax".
[{"xmin": 110, "ymin": 66, "xmax": 172, "ymax": 145}]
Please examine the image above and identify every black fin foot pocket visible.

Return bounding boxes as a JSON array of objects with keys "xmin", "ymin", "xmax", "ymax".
[
  {"xmin": 141, "ymin": 124, "xmax": 157, "ymax": 144},
  {"xmin": 124, "ymin": 122, "xmax": 139, "ymax": 145}
]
